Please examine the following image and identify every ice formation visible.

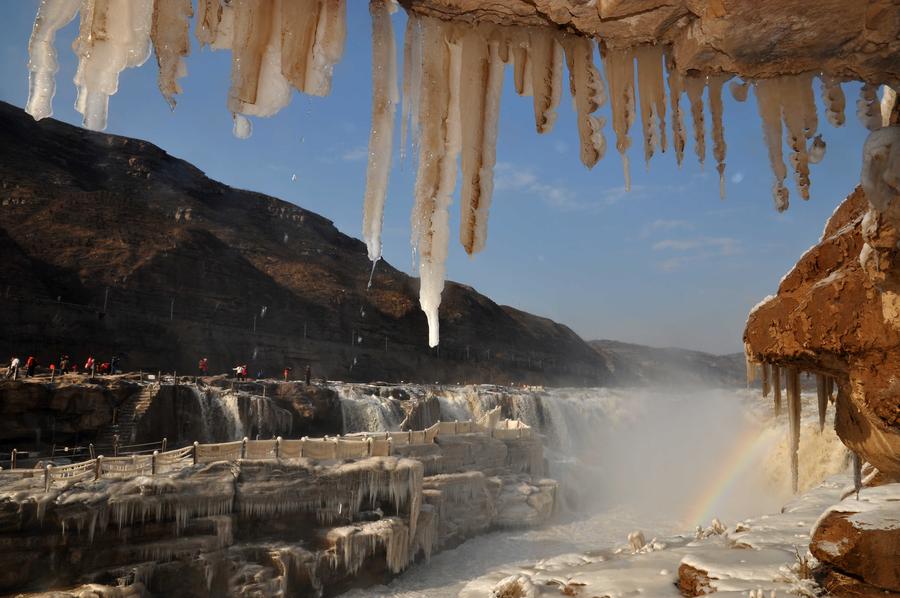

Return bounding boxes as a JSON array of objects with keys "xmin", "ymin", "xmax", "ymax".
[
  {"xmin": 21, "ymin": 3, "xmax": 879, "ymax": 346},
  {"xmin": 361, "ymin": 0, "xmax": 398, "ymax": 262},
  {"xmin": 786, "ymin": 368, "xmax": 801, "ymax": 493}
]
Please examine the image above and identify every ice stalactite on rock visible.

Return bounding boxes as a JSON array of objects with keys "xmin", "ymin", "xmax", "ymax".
[
  {"xmin": 361, "ymin": 0, "xmax": 398, "ymax": 262},
  {"xmin": 563, "ymin": 36, "xmax": 606, "ymax": 169},
  {"xmin": 684, "ymin": 74, "xmax": 707, "ymax": 169},
  {"xmin": 410, "ymin": 18, "xmax": 462, "ymax": 347},
  {"xmin": 635, "ymin": 45, "xmax": 667, "ymax": 166},
  {"xmin": 786, "ymin": 368, "xmax": 801, "ymax": 493},
  {"xmin": 761, "ymin": 363, "xmax": 770, "ymax": 397},
  {"xmin": 459, "ymin": 27, "xmax": 505, "ymax": 255},
  {"xmin": 399, "ymin": 15, "xmax": 422, "ymax": 160},
  {"xmin": 821, "ymin": 76, "xmax": 846, "ymax": 127},
  {"xmin": 754, "ymin": 78, "xmax": 789, "ymax": 211},
  {"xmin": 781, "ymin": 74, "xmax": 817, "ymax": 200},
  {"xmin": 708, "ymin": 75, "xmax": 728, "ymax": 198},
  {"xmin": 729, "ymin": 79, "xmax": 749, "ymax": 103},
  {"xmin": 816, "ymin": 374, "xmax": 829, "ymax": 433},
  {"xmin": 24, "ymin": 0, "xmax": 81, "ymax": 121},
  {"xmin": 602, "ymin": 47, "xmax": 636, "ymax": 190},
  {"xmin": 771, "ymin": 366, "xmax": 782, "ymax": 417},
  {"xmin": 528, "ymin": 29, "xmax": 563, "ymax": 134},
  {"xmin": 510, "ymin": 30, "xmax": 533, "ymax": 97},
  {"xmin": 665, "ymin": 54, "xmax": 687, "ymax": 166},
  {"xmin": 858, "ymin": 83, "xmax": 884, "ymax": 131},
  {"xmin": 72, "ymin": 0, "xmax": 155, "ymax": 131},
  {"xmin": 151, "ymin": 0, "xmax": 193, "ymax": 108}
]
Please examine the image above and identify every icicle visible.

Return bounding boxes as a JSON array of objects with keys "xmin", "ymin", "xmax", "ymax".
[
  {"xmin": 72, "ymin": 0, "xmax": 155, "ymax": 131},
  {"xmin": 305, "ymin": 0, "xmax": 347, "ymax": 97},
  {"xmin": 754, "ymin": 79, "xmax": 789, "ymax": 211},
  {"xmin": 602, "ymin": 46, "xmax": 636, "ymax": 190},
  {"xmin": 564, "ymin": 36, "xmax": 606, "ymax": 169},
  {"xmin": 781, "ymin": 75, "xmax": 815, "ymax": 200},
  {"xmin": 820, "ymin": 75, "xmax": 845, "ymax": 127},
  {"xmin": 808, "ymin": 134, "xmax": 826, "ymax": 164},
  {"xmin": 25, "ymin": 0, "xmax": 81, "ymax": 121},
  {"xmin": 233, "ymin": 113, "xmax": 252, "ymax": 138},
  {"xmin": 744, "ymin": 355, "xmax": 757, "ymax": 387},
  {"xmin": 772, "ymin": 365, "xmax": 782, "ymax": 416},
  {"xmin": 665, "ymin": 53, "xmax": 686, "ymax": 166},
  {"xmin": 761, "ymin": 363, "xmax": 770, "ymax": 398},
  {"xmin": 459, "ymin": 28, "xmax": 504, "ymax": 255},
  {"xmin": 684, "ymin": 74, "xmax": 706, "ymax": 168},
  {"xmin": 825, "ymin": 376, "xmax": 834, "ymax": 402},
  {"xmin": 729, "ymin": 79, "xmax": 749, "ymax": 102},
  {"xmin": 399, "ymin": 15, "xmax": 418, "ymax": 160},
  {"xmin": 635, "ymin": 45, "xmax": 667, "ymax": 165},
  {"xmin": 195, "ymin": 0, "xmax": 223, "ymax": 47},
  {"xmin": 857, "ymin": 83, "xmax": 883, "ymax": 131},
  {"xmin": 882, "ymin": 85, "xmax": 897, "ymax": 127},
  {"xmin": 851, "ymin": 452, "xmax": 862, "ymax": 497},
  {"xmin": 528, "ymin": 29, "xmax": 563, "ymax": 134},
  {"xmin": 361, "ymin": 0, "xmax": 398, "ymax": 262},
  {"xmin": 786, "ymin": 367, "xmax": 801, "ymax": 494},
  {"xmin": 151, "ymin": 0, "xmax": 193, "ymax": 109},
  {"xmin": 708, "ymin": 75, "xmax": 728, "ymax": 198},
  {"xmin": 280, "ymin": 0, "xmax": 321, "ymax": 91},
  {"xmin": 411, "ymin": 19, "xmax": 462, "ymax": 348},
  {"xmin": 816, "ymin": 374, "xmax": 828, "ymax": 432},
  {"xmin": 510, "ymin": 30, "xmax": 532, "ymax": 97}
]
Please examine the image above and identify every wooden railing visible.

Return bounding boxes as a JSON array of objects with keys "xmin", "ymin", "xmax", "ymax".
[{"xmin": 0, "ymin": 417, "xmax": 535, "ymax": 491}]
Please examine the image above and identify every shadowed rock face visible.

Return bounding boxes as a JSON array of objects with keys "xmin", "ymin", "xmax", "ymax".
[
  {"xmin": 0, "ymin": 101, "xmax": 610, "ymax": 387},
  {"xmin": 402, "ymin": 0, "xmax": 900, "ymax": 82},
  {"xmin": 744, "ymin": 186, "xmax": 900, "ymax": 476}
]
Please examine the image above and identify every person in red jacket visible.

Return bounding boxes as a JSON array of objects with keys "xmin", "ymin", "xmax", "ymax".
[
  {"xmin": 24, "ymin": 356, "xmax": 36, "ymax": 377},
  {"xmin": 198, "ymin": 357, "xmax": 209, "ymax": 376},
  {"xmin": 84, "ymin": 356, "xmax": 95, "ymax": 375}
]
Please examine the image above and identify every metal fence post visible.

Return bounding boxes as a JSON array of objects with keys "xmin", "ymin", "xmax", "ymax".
[
  {"xmin": 387, "ymin": 437, "xmax": 393, "ymax": 456},
  {"xmin": 162, "ymin": 437, "xmax": 167, "ymax": 452},
  {"xmin": 274, "ymin": 436, "xmax": 282, "ymax": 459},
  {"xmin": 10, "ymin": 449, "xmax": 16, "ymax": 470},
  {"xmin": 95, "ymin": 456, "xmax": 103, "ymax": 480},
  {"xmin": 113, "ymin": 434, "xmax": 119, "ymax": 457},
  {"xmin": 241, "ymin": 437, "xmax": 248, "ymax": 459},
  {"xmin": 151, "ymin": 450, "xmax": 158, "ymax": 475},
  {"xmin": 193, "ymin": 441, "xmax": 199, "ymax": 465},
  {"xmin": 44, "ymin": 465, "xmax": 52, "ymax": 492},
  {"xmin": 366, "ymin": 437, "xmax": 374, "ymax": 456}
]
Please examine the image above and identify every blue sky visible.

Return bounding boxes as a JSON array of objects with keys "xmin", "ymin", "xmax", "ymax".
[{"xmin": 0, "ymin": 4, "xmax": 869, "ymax": 354}]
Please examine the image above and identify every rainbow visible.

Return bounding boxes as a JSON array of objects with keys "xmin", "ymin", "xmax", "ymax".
[{"xmin": 683, "ymin": 424, "xmax": 781, "ymax": 528}]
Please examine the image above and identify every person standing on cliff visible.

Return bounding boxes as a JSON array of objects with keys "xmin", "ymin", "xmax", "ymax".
[
  {"xmin": 24, "ymin": 355, "xmax": 36, "ymax": 377},
  {"xmin": 6, "ymin": 356, "xmax": 19, "ymax": 379},
  {"xmin": 84, "ymin": 355, "xmax": 95, "ymax": 376},
  {"xmin": 110, "ymin": 355, "xmax": 120, "ymax": 374},
  {"xmin": 198, "ymin": 357, "xmax": 208, "ymax": 377},
  {"xmin": 59, "ymin": 355, "xmax": 69, "ymax": 374},
  {"xmin": 283, "ymin": 366, "xmax": 292, "ymax": 382},
  {"xmin": 305, "ymin": 364, "xmax": 311, "ymax": 385}
]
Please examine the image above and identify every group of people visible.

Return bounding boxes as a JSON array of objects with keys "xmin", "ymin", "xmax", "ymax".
[
  {"xmin": 4, "ymin": 354, "xmax": 121, "ymax": 379},
  {"xmin": 197, "ymin": 357, "xmax": 312, "ymax": 384}
]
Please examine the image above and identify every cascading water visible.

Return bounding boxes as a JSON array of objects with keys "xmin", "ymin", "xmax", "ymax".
[
  {"xmin": 184, "ymin": 385, "xmax": 293, "ymax": 442},
  {"xmin": 333, "ymin": 384, "xmax": 408, "ymax": 433},
  {"xmin": 338, "ymin": 384, "xmax": 850, "ymax": 598}
]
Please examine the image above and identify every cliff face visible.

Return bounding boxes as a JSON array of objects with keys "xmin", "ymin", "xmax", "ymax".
[
  {"xmin": 0, "ymin": 101, "xmax": 610, "ymax": 387},
  {"xmin": 744, "ymin": 186, "xmax": 900, "ymax": 476}
]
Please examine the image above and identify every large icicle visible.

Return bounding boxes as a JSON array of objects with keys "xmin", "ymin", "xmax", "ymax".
[
  {"xmin": 786, "ymin": 367, "xmax": 801, "ymax": 494},
  {"xmin": 761, "ymin": 363, "xmax": 770, "ymax": 398},
  {"xmin": 781, "ymin": 74, "xmax": 815, "ymax": 200},
  {"xmin": 816, "ymin": 373, "xmax": 828, "ymax": 432},
  {"xmin": 399, "ymin": 15, "xmax": 420, "ymax": 160},
  {"xmin": 684, "ymin": 74, "xmax": 706, "ymax": 167},
  {"xmin": 708, "ymin": 75, "xmax": 728, "ymax": 198},
  {"xmin": 72, "ymin": 0, "xmax": 155, "ymax": 131},
  {"xmin": 635, "ymin": 45, "xmax": 667, "ymax": 165},
  {"xmin": 25, "ymin": 0, "xmax": 81, "ymax": 121},
  {"xmin": 772, "ymin": 365, "xmax": 782, "ymax": 416},
  {"xmin": 754, "ymin": 79, "xmax": 789, "ymax": 211},
  {"xmin": 411, "ymin": 19, "xmax": 462, "ymax": 348},
  {"xmin": 226, "ymin": 0, "xmax": 292, "ymax": 133},
  {"xmin": 305, "ymin": 0, "xmax": 347, "ymax": 97},
  {"xmin": 665, "ymin": 54, "xmax": 686, "ymax": 166},
  {"xmin": 602, "ymin": 47, "xmax": 636, "ymax": 189},
  {"xmin": 821, "ymin": 76, "xmax": 845, "ymax": 126},
  {"xmin": 564, "ymin": 36, "xmax": 606, "ymax": 169},
  {"xmin": 361, "ymin": 0, "xmax": 398, "ymax": 262},
  {"xmin": 280, "ymin": 0, "xmax": 321, "ymax": 92},
  {"xmin": 510, "ymin": 30, "xmax": 533, "ymax": 97},
  {"xmin": 459, "ymin": 28, "xmax": 505, "ymax": 255},
  {"xmin": 528, "ymin": 29, "xmax": 563, "ymax": 134},
  {"xmin": 151, "ymin": 0, "xmax": 193, "ymax": 108}
]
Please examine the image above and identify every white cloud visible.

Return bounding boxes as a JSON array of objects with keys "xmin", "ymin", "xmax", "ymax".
[
  {"xmin": 494, "ymin": 162, "xmax": 580, "ymax": 209},
  {"xmin": 640, "ymin": 219, "xmax": 692, "ymax": 238},
  {"xmin": 341, "ymin": 146, "xmax": 368, "ymax": 162},
  {"xmin": 652, "ymin": 237, "xmax": 740, "ymax": 255},
  {"xmin": 730, "ymin": 171, "xmax": 744, "ymax": 184}
]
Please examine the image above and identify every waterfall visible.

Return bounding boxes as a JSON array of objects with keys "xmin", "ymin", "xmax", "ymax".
[
  {"xmin": 333, "ymin": 384, "xmax": 407, "ymax": 433},
  {"xmin": 184, "ymin": 385, "xmax": 293, "ymax": 442}
]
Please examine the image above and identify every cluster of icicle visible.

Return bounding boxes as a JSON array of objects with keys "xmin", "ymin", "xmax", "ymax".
[
  {"xmin": 25, "ymin": 1, "xmax": 891, "ymax": 347},
  {"xmin": 747, "ymin": 360, "xmax": 842, "ymax": 494},
  {"xmin": 26, "ymin": 0, "xmax": 346, "ymax": 135}
]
